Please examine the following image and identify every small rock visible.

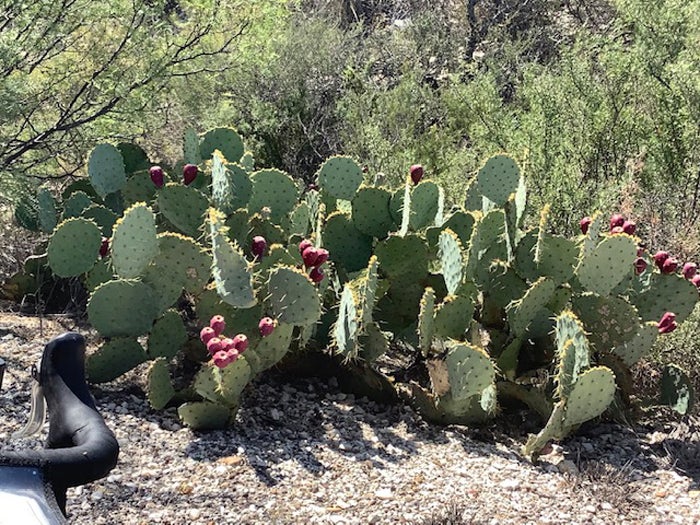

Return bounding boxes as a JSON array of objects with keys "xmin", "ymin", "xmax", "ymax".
[{"xmin": 374, "ymin": 488, "xmax": 393, "ymax": 499}]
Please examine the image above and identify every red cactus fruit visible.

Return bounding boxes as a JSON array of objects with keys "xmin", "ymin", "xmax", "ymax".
[
  {"xmin": 314, "ymin": 248, "xmax": 329, "ymax": 266},
  {"xmin": 220, "ymin": 338, "xmax": 235, "ymax": 351},
  {"xmin": 610, "ymin": 226, "xmax": 624, "ymax": 234},
  {"xmin": 149, "ymin": 166, "xmax": 164, "ymax": 188},
  {"xmin": 657, "ymin": 312, "xmax": 677, "ymax": 334},
  {"xmin": 209, "ymin": 315, "xmax": 226, "ymax": 336},
  {"xmin": 252, "ymin": 236, "xmax": 267, "ymax": 258},
  {"xmin": 258, "ymin": 317, "xmax": 276, "ymax": 337},
  {"xmin": 299, "ymin": 239, "xmax": 313, "ymax": 255},
  {"xmin": 579, "ymin": 217, "xmax": 592, "ymax": 235},
  {"xmin": 232, "ymin": 334, "xmax": 249, "ymax": 353},
  {"xmin": 302, "ymin": 246, "xmax": 319, "ymax": 267},
  {"xmin": 99, "ymin": 237, "xmax": 110, "ymax": 258},
  {"xmin": 409, "ymin": 164, "xmax": 424, "ymax": 185},
  {"xmin": 661, "ymin": 258, "xmax": 678, "ymax": 274},
  {"xmin": 692, "ymin": 274, "xmax": 700, "ymax": 289},
  {"xmin": 206, "ymin": 337, "xmax": 223, "ymax": 355},
  {"xmin": 213, "ymin": 350, "xmax": 232, "ymax": 369},
  {"xmin": 226, "ymin": 348, "xmax": 240, "ymax": 363},
  {"xmin": 200, "ymin": 327, "xmax": 216, "ymax": 345},
  {"xmin": 682, "ymin": 262, "xmax": 697, "ymax": 280},
  {"xmin": 633, "ymin": 257, "xmax": 647, "ymax": 275},
  {"xmin": 653, "ymin": 251, "xmax": 670, "ymax": 269},
  {"xmin": 609, "ymin": 213, "xmax": 625, "ymax": 230},
  {"xmin": 309, "ymin": 266, "xmax": 325, "ymax": 283},
  {"xmin": 622, "ymin": 220, "xmax": 636, "ymax": 235},
  {"xmin": 183, "ymin": 163, "xmax": 198, "ymax": 185}
]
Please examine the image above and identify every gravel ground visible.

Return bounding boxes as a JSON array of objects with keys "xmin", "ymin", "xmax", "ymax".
[{"xmin": 1, "ymin": 314, "xmax": 699, "ymax": 525}]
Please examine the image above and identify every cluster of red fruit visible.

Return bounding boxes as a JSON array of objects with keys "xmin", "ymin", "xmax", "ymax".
[
  {"xmin": 579, "ymin": 213, "xmax": 636, "ymax": 236},
  {"xmin": 199, "ymin": 315, "xmax": 276, "ymax": 369},
  {"xmin": 298, "ymin": 239, "xmax": 328, "ymax": 283},
  {"xmin": 149, "ymin": 164, "xmax": 198, "ymax": 188}
]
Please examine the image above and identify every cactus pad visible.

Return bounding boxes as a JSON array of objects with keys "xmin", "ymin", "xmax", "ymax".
[
  {"xmin": 85, "ymin": 258, "xmax": 114, "ymax": 292},
  {"xmin": 245, "ymin": 323, "xmax": 294, "ymax": 373},
  {"xmin": 86, "ymin": 337, "xmax": 147, "ymax": 383},
  {"xmin": 88, "ymin": 143, "xmax": 127, "ymax": 198},
  {"xmin": 507, "ymin": 277, "xmax": 556, "ymax": 337},
  {"xmin": 199, "ymin": 127, "xmax": 244, "ymax": 162},
  {"xmin": 537, "ymin": 235, "xmax": 579, "ymax": 284},
  {"xmin": 111, "ymin": 203, "xmax": 158, "ymax": 279},
  {"xmin": 575, "ymin": 234, "xmax": 637, "ymax": 296},
  {"xmin": 183, "ymin": 128, "xmax": 203, "ymax": 165},
  {"xmin": 360, "ymin": 256, "xmax": 379, "ymax": 328},
  {"xmin": 444, "ymin": 342, "xmax": 496, "ymax": 400},
  {"xmin": 88, "ymin": 279, "xmax": 159, "ymax": 337},
  {"xmin": 417, "ymin": 287, "xmax": 436, "ymax": 355},
  {"xmin": 318, "ymin": 156, "xmax": 363, "ymax": 200},
  {"xmin": 61, "ymin": 191, "xmax": 94, "ymax": 219},
  {"xmin": 47, "ymin": 218, "xmax": 102, "ymax": 277},
  {"xmin": 268, "ymin": 266, "xmax": 322, "ymax": 326},
  {"xmin": 333, "ymin": 284, "xmax": 360, "ymax": 358},
  {"xmin": 247, "ymin": 169, "xmax": 299, "ymax": 220},
  {"xmin": 434, "ymin": 294, "xmax": 474, "ymax": 339},
  {"xmin": 410, "ymin": 181, "xmax": 440, "ymax": 230},
  {"xmin": 178, "ymin": 402, "xmax": 230, "ymax": 430},
  {"xmin": 117, "ymin": 142, "xmax": 150, "ymax": 174},
  {"xmin": 146, "ymin": 358, "xmax": 175, "ymax": 410},
  {"xmin": 82, "ymin": 205, "xmax": 118, "ymax": 237},
  {"xmin": 37, "ymin": 188, "xmax": 58, "ymax": 233},
  {"xmin": 157, "ymin": 183, "xmax": 208, "ymax": 238},
  {"xmin": 218, "ymin": 357, "xmax": 253, "ymax": 403},
  {"xmin": 438, "ymin": 229, "xmax": 465, "ymax": 295},
  {"xmin": 375, "ymin": 234, "xmax": 429, "ymax": 281},
  {"xmin": 659, "ymin": 364, "xmax": 694, "ymax": 415},
  {"xmin": 612, "ymin": 321, "xmax": 658, "ymax": 367},
  {"xmin": 572, "ymin": 293, "xmax": 639, "ymax": 351},
  {"xmin": 351, "ymin": 186, "xmax": 394, "ymax": 238},
  {"xmin": 555, "ymin": 339, "xmax": 588, "ymax": 400},
  {"xmin": 563, "ymin": 366, "xmax": 616, "ymax": 428},
  {"xmin": 476, "ymin": 154, "xmax": 520, "ymax": 206},
  {"xmin": 147, "ymin": 310, "xmax": 187, "ymax": 360},
  {"xmin": 632, "ymin": 273, "xmax": 699, "ymax": 323},
  {"xmin": 323, "ymin": 212, "xmax": 373, "ymax": 273}
]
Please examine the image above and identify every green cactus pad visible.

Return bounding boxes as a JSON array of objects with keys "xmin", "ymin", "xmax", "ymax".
[
  {"xmin": 463, "ymin": 177, "xmax": 483, "ymax": 212},
  {"xmin": 375, "ymin": 234, "xmax": 429, "ymax": 281},
  {"xmin": 536, "ymin": 235, "xmax": 579, "ymax": 284},
  {"xmin": 522, "ymin": 402, "xmax": 566, "ymax": 459},
  {"xmin": 581, "ymin": 211, "xmax": 606, "ymax": 258},
  {"xmin": 240, "ymin": 151, "xmax": 255, "ymax": 173},
  {"xmin": 178, "ymin": 402, "xmax": 230, "ymax": 430},
  {"xmin": 612, "ymin": 321, "xmax": 658, "ymax": 367},
  {"xmin": 575, "ymin": 234, "xmax": 637, "ymax": 296},
  {"xmin": 318, "ymin": 156, "xmax": 363, "ymax": 200},
  {"xmin": 323, "ymin": 212, "xmax": 373, "ymax": 273},
  {"xmin": 554, "ymin": 310, "xmax": 590, "ymax": 357},
  {"xmin": 400, "ymin": 383, "xmax": 490, "ymax": 425},
  {"xmin": 247, "ymin": 169, "xmax": 299, "ymax": 220},
  {"xmin": 218, "ymin": 357, "xmax": 253, "ymax": 403},
  {"xmin": 435, "ymin": 294, "xmax": 475, "ymax": 339},
  {"xmin": 555, "ymin": 339, "xmax": 589, "ymax": 400},
  {"xmin": 212, "ymin": 152, "xmax": 253, "ymax": 214},
  {"xmin": 659, "ymin": 364, "xmax": 694, "ymax": 415},
  {"xmin": 61, "ymin": 179, "xmax": 99, "ymax": 201},
  {"xmin": 88, "ymin": 279, "xmax": 159, "ymax": 337},
  {"xmin": 62, "ymin": 191, "xmax": 94, "ymax": 219},
  {"xmin": 333, "ymin": 284, "xmax": 360, "ymax": 359},
  {"xmin": 410, "ymin": 181, "xmax": 440, "ymax": 230},
  {"xmin": 358, "ymin": 322, "xmax": 388, "ymax": 362},
  {"xmin": 572, "ymin": 293, "xmax": 639, "ymax": 351},
  {"xmin": 111, "ymin": 203, "xmax": 158, "ymax": 279},
  {"xmin": 37, "ymin": 188, "xmax": 58, "ymax": 233},
  {"xmin": 146, "ymin": 358, "xmax": 175, "ymax": 410},
  {"xmin": 147, "ymin": 310, "xmax": 187, "ymax": 360},
  {"xmin": 268, "ymin": 266, "xmax": 322, "ymax": 326},
  {"xmin": 632, "ymin": 273, "xmax": 699, "ymax": 323},
  {"xmin": 417, "ymin": 287, "xmax": 436, "ymax": 355},
  {"xmin": 157, "ymin": 183, "xmax": 208, "ymax": 238},
  {"xmin": 82, "ymin": 205, "xmax": 118, "ymax": 237},
  {"xmin": 563, "ymin": 366, "xmax": 616, "ymax": 428},
  {"xmin": 507, "ymin": 277, "xmax": 556, "ymax": 337},
  {"xmin": 427, "ymin": 209, "xmax": 476, "ymax": 249},
  {"xmin": 444, "ymin": 341, "xmax": 496, "ymax": 401},
  {"xmin": 351, "ymin": 186, "xmax": 394, "ymax": 238},
  {"xmin": 183, "ymin": 128, "xmax": 203, "ymax": 165},
  {"xmin": 47, "ymin": 218, "xmax": 102, "ymax": 277},
  {"xmin": 513, "ymin": 231, "xmax": 540, "ymax": 282},
  {"xmin": 194, "ymin": 288, "xmax": 260, "ymax": 339},
  {"xmin": 475, "ymin": 209, "xmax": 508, "ymax": 277},
  {"xmin": 360, "ymin": 256, "xmax": 379, "ymax": 328},
  {"xmin": 14, "ymin": 194, "xmax": 40, "ymax": 231},
  {"xmin": 194, "ymin": 366, "xmax": 224, "ymax": 404},
  {"xmin": 245, "ymin": 323, "xmax": 294, "ymax": 373},
  {"xmin": 246, "ymin": 214, "xmax": 286, "ymax": 248},
  {"xmin": 199, "ymin": 127, "xmax": 244, "ymax": 162},
  {"xmin": 481, "ymin": 261, "xmax": 528, "ymax": 310},
  {"xmin": 85, "ymin": 258, "xmax": 114, "ymax": 292},
  {"xmin": 223, "ymin": 210, "xmax": 247, "ymax": 246},
  {"xmin": 208, "ymin": 209, "xmax": 256, "ymax": 308},
  {"xmin": 88, "ymin": 144, "xmax": 127, "ymax": 198},
  {"xmin": 117, "ymin": 142, "xmax": 150, "ymax": 174},
  {"xmin": 476, "ymin": 154, "xmax": 520, "ymax": 206},
  {"xmin": 257, "ymin": 244, "xmax": 297, "ymax": 274},
  {"xmin": 121, "ymin": 170, "xmax": 157, "ymax": 207},
  {"xmin": 289, "ymin": 202, "xmax": 312, "ymax": 236},
  {"xmin": 438, "ymin": 229, "xmax": 465, "ymax": 295},
  {"xmin": 86, "ymin": 337, "xmax": 148, "ymax": 383}
]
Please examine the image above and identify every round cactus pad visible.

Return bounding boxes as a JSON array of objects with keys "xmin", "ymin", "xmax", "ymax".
[
  {"xmin": 111, "ymin": 203, "xmax": 159, "ymax": 279},
  {"xmin": 85, "ymin": 258, "xmax": 114, "ymax": 292},
  {"xmin": 323, "ymin": 212, "xmax": 373, "ymax": 273},
  {"xmin": 157, "ymin": 183, "xmax": 209, "ymax": 238},
  {"xmin": 476, "ymin": 154, "xmax": 520, "ymax": 206},
  {"xmin": 572, "ymin": 293, "xmax": 639, "ymax": 351},
  {"xmin": 318, "ymin": 156, "xmax": 363, "ymax": 201},
  {"xmin": 268, "ymin": 266, "xmax": 322, "ymax": 326},
  {"xmin": 147, "ymin": 310, "xmax": 187, "ymax": 360},
  {"xmin": 47, "ymin": 218, "xmax": 102, "ymax": 277},
  {"xmin": 82, "ymin": 204, "xmax": 118, "ymax": 237},
  {"xmin": 146, "ymin": 358, "xmax": 175, "ymax": 410},
  {"xmin": 117, "ymin": 142, "xmax": 150, "ymax": 174},
  {"xmin": 87, "ymin": 279, "xmax": 159, "ymax": 337},
  {"xmin": 88, "ymin": 143, "xmax": 127, "ymax": 198},
  {"xmin": 351, "ymin": 186, "xmax": 394, "ymax": 238},
  {"xmin": 410, "ymin": 181, "xmax": 440, "ymax": 230},
  {"xmin": 199, "ymin": 127, "xmax": 244, "ymax": 163},
  {"xmin": 122, "ymin": 170, "xmax": 158, "ymax": 208},
  {"xmin": 246, "ymin": 323, "xmax": 294, "ymax": 373},
  {"xmin": 375, "ymin": 234, "xmax": 429, "ymax": 281},
  {"xmin": 434, "ymin": 294, "xmax": 475, "ymax": 339},
  {"xmin": 633, "ymin": 273, "xmax": 699, "ymax": 323},
  {"xmin": 508, "ymin": 277, "xmax": 557, "ymax": 337},
  {"xmin": 444, "ymin": 342, "xmax": 496, "ymax": 401},
  {"xmin": 563, "ymin": 366, "xmax": 616, "ymax": 428},
  {"xmin": 62, "ymin": 191, "xmax": 94, "ymax": 219},
  {"xmin": 178, "ymin": 402, "xmax": 230, "ymax": 430},
  {"xmin": 219, "ymin": 357, "xmax": 253, "ymax": 402},
  {"xmin": 537, "ymin": 235, "xmax": 579, "ymax": 284},
  {"xmin": 248, "ymin": 169, "xmax": 299, "ymax": 220},
  {"xmin": 86, "ymin": 337, "xmax": 148, "ymax": 383},
  {"xmin": 612, "ymin": 321, "xmax": 658, "ymax": 367},
  {"xmin": 575, "ymin": 234, "xmax": 637, "ymax": 296}
]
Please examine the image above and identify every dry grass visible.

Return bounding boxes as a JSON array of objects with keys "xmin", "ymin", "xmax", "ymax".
[{"xmin": 0, "ymin": 206, "xmax": 42, "ymax": 282}]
